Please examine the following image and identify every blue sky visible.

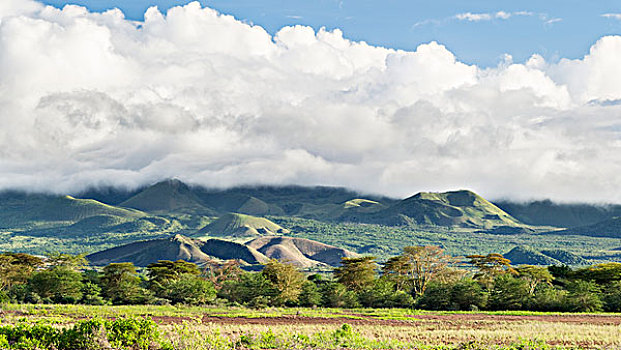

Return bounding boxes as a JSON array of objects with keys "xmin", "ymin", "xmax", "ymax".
[{"xmin": 40, "ymin": 0, "xmax": 621, "ymax": 66}]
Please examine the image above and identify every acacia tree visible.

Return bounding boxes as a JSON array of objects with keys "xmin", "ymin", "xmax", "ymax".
[
  {"xmin": 385, "ymin": 246, "xmax": 457, "ymax": 296},
  {"xmin": 0, "ymin": 253, "xmax": 43, "ymax": 297},
  {"xmin": 467, "ymin": 253, "xmax": 516, "ymax": 287},
  {"xmin": 334, "ymin": 256, "xmax": 378, "ymax": 292},
  {"xmin": 261, "ymin": 259, "xmax": 305, "ymax": 306},
  {"xmin": 516, "ymin": 265, "xmax": 553, "ymax": 295}
]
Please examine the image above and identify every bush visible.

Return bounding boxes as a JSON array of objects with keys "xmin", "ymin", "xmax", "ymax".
[
  {"xmin": 105, "ymin": 317, "xmax": 159, "ymax": 350},
  {"xmin": 298, "ymin": 281, "xmax": 322, "ymax": 307},
  {"xmin": 319, "ymin": 282, "xmax": 360, "ymax": 308},
  {"xmin": 565, "ymin": 280, "xmax": 603, "ymax": 312},
  {"xmin": 488, "ymin": 275, "xmax": 529, "ymax": 310}
]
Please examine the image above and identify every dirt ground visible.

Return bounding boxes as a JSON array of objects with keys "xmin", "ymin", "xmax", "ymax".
[{"xmin": 145, "ymin": 313, "xmax": 621, "ymax": 326}]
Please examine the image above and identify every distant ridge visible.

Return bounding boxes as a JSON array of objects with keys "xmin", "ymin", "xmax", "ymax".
[
  {"xmin": 545, "ymin": 217, "xmax": 621, "ymax": 238},
  {"xmin": 495, "ymin": 200, "xmax": 621, "ymax": 228},
  {"xmin": 120, "ymin": 179, "xmax": 214, "ymax": 214},
  {"xmin": 504, "ymin": 246, "xmax": 588, "ymax": 266},
  {"xmin": 341, "ymin": 190, "xmax": 521, "ymax": 228}
]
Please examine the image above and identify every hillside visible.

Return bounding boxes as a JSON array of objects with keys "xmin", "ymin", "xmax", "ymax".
[
  {"xmin": 87, "ymin": 234, "xmax": 268, "ymax": 266},
  {"xmin": 546, "ymin": 217, "xmax": 621, "ymax": 238},
  {"xmin": 494, "ymin": 200, "xmax": 621, "ymax": 228},
  {"xmin": 119, "ymin": 179, "xmax": 214, "ymax": 214},
  {"xmin": 195, "ymin": 213, "xmax": 289, "ymax": 238},
  {"xmin": 86, "ymin": 234, "xmax": 356, "ymax": 267},
  {"xmin": 0, "ymin": 191, "xmax": 145, "ymax": 228},
  {"xmin": 247, "ymin": 236, "xmax": 358, "ymax": 267},
  {"xmin": 341, "ymin": 190, "xmax": 521, "ymax": 228}
]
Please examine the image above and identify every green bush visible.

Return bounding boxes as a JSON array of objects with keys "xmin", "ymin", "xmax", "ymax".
[{"xmin": 105, "ymin": 317, "xmax": 159, "ymax": 350}]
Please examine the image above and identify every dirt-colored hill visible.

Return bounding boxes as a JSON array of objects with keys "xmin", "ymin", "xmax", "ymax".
[
  {"xmin": 87, "ymin": 234, "xmax": 214, "ymax": 266},
  {"xmin": 247, "ymin": 236, "xmax": 358, "ymax": 267}
]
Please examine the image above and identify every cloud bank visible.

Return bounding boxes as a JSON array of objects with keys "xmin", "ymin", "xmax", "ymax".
[{"xmin": 0, "ymin": 1, "xmax": 620, "ymax": 203}]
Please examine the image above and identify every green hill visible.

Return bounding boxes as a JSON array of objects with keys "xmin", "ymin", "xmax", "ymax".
[
  {"xmin": 0, "ymin": 192, "xmax": 145, "ymax": 229},
  {"xmin": 504, "ymin": 246, "xmax": 561, "ymax": 266},
  {"xmin": 120, "ymin": 179, "xmax": 214, "ymax": 214},
  {"xmin": 195, "ymin": 213, "xmax": 289, "ymax": 238},
  {"xmin": 341, "ymin": 190, "xmax": 521, "ymax": 228}
]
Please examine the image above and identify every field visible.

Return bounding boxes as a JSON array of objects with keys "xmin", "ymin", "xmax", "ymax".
[{"xmin": 2, "ymin": 304, "xmax": 621, "ymax": 349}]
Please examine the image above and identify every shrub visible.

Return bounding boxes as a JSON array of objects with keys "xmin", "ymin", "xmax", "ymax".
[{"xmin": 105, "ymin": 317, "xmax": 159, "ymax": 350}]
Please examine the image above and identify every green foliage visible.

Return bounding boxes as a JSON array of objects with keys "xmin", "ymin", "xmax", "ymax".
[
  {"xmin": 334, "ymin": 256, "xmax": 378, "ymax": 292},
  {"xmin": 319, "ymin": 282, "xmax": 360, "ymax": 308},
  {"xmin": 488, "ymin": 275, "xmax": 530, "ymax": 310},
  {"xmin": 298, "ymin": 281, "xmax": 322, "ymax": 307},
  {"xmin": 261, "ymin": 259, "xmax": 305, "ymax": 306},
  {"xmin": 28, "ymin": 267, "xmax": 84, "ymax": 304},
  {"xmin": 165, "ymin": 274, "xmax": 216, "ymax": 305},
  {"xmin": 105, "ymin": 317, "xmax": 159, "ymax": 350},
  {"xmin": 565, "ymin": 280, "xmax": 603, "ymax": 312},
  {"xmin": 219, "ymin": 273, "xmax": 277, "ymax": 306}
]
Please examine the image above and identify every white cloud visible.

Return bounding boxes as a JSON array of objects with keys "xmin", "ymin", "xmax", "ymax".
[
  {"xmin": 454, "ymin": 11, "xmax": 534, "ymax": 22},
  {"xmin": 602, "ymin": 13, "xmax": 621, "ymax": 20},
  {"xmin": 0, "ymin": 1, "xmax": 620, "ymax": 203}
]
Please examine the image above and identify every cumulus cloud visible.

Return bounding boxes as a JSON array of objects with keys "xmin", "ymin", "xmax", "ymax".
[{"xmin": 0, "ymin": 1, "xmax": 620, "ymax": 203}]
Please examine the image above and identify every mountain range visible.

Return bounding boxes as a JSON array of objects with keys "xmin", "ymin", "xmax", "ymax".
[{"xmin": 1, "ymin": 179, "xmax": 620, "ymax": 266}]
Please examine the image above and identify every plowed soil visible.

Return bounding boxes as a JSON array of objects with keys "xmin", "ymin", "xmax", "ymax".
[{"xmin": 148, "ymin": 313, "xmax": 621, "ymax": 326}]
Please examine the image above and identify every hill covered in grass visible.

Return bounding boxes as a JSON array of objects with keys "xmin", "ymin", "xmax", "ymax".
[
  {"xmin": 195, "ymin": 213, "xmax": 289, "ymax": 238},
  {"xmin": 341, "ymin": 190, "xmax": 521, "ymax": 228}
]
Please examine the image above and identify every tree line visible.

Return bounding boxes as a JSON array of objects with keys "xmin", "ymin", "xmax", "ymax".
[{"xmin": 1, "ymin": 247, "xmax": 621, "ymax": 312}]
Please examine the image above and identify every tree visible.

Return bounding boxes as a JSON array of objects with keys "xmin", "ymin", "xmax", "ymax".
[
  {"xmin": 467, "ymin": 253, "xmax": 516, "ymax": 287},
  {"xmin": 334, "ymin": 257, "xmax": 378, "ymax": 292},
  {"xmin": 385, "ymin": 246, "xmax": 457, "ymax": 296},
  {"xmin": 565, "ymin": 280, "xmax": 603, "ymax": 312},
  {"xmin": 204, "ymin": 260, "xmax": 243, "ymax": 291},
  {"xmin": 298, "ymin": 281, "xmax": 322, "ymax": 307},
  {"xmin": 219, "ymin": 273, "xmax": 277, "ymax": 306},
  {"xmin": 575, "ymin": 263, "xmax": 621, "ymax": 285},
  {"xmin": 261, "ymin": 259, "xmax": 305, "ymax": 306},
  {"xmin": 146, "ymin": 260, "xmax": 201, "ymax": 298},
  {"xmin": 488, "ymin": 274, "xmax": 529, "ymax": 310},
  {"xmin": 101, "ymin": 263, "xmax": 150, "ymax": 304},
  {"xmin": 0, "ymin": 253, "xmax": 43, "ymax": 294},
  {"xmin": 166, "ymin": 274, "xmax": 216, "ymax": 305},
  {"xmin": 516, "ymin": 265, "xmax": 553, "ymax": 295},
  {"xmin": 46, "ymin": 253, "xmax": 88, "ymax": 271},
  {"xmin": 28, "ymin": 267, "xmax": 83, "ymax": 303},
  {"xmin": 319, "ymin": 282, "xmax": 360, "ymax": 308}
]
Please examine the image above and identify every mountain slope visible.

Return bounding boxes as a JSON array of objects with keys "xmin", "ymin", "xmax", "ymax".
[
  {"xmin": 195, "ymin": 213, "xmax": 289, "ymax": 237},
  {"xmin": 120, "ymin": 179, "xmax": 214, "ymax": 214},
  {"xmin": 546, "ymin": 217, "xmax": 621, "ymax": 238},
  {"xmin": 494, "ymin": 200, "xmax": 621, "ymax": 228},
  {"xmin": 247, "ymin": 236, "xmax": 358, "ymax": 267},
  {"xmin": 86, "ymin": 234, "xmax": 268, "ymax": 266},
  {"xmin": 341, "ymin": 190, "xmax": 521, "ymax": 228},
  {"xmin": 0, "ymin": 191, "xmax": 145, "ymax": 228}
]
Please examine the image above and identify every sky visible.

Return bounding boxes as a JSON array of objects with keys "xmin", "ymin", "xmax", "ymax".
[
  {"xmin": 37, "ymin": 0, "xmax": 621, "ymax": 66},
  {"xmin": 0, "ymin": 0, "xmax": 620, "ymax": 203}
]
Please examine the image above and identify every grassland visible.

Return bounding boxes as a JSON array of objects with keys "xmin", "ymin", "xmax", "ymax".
[{"xmin": 1, "ymin": 304, "xmax": 620, "ymax": 349}]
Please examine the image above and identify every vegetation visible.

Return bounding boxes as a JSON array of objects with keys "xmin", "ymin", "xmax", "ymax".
[{"xmin": 3, "ymin": 248, "xmax": 621, "ymax": 313}]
